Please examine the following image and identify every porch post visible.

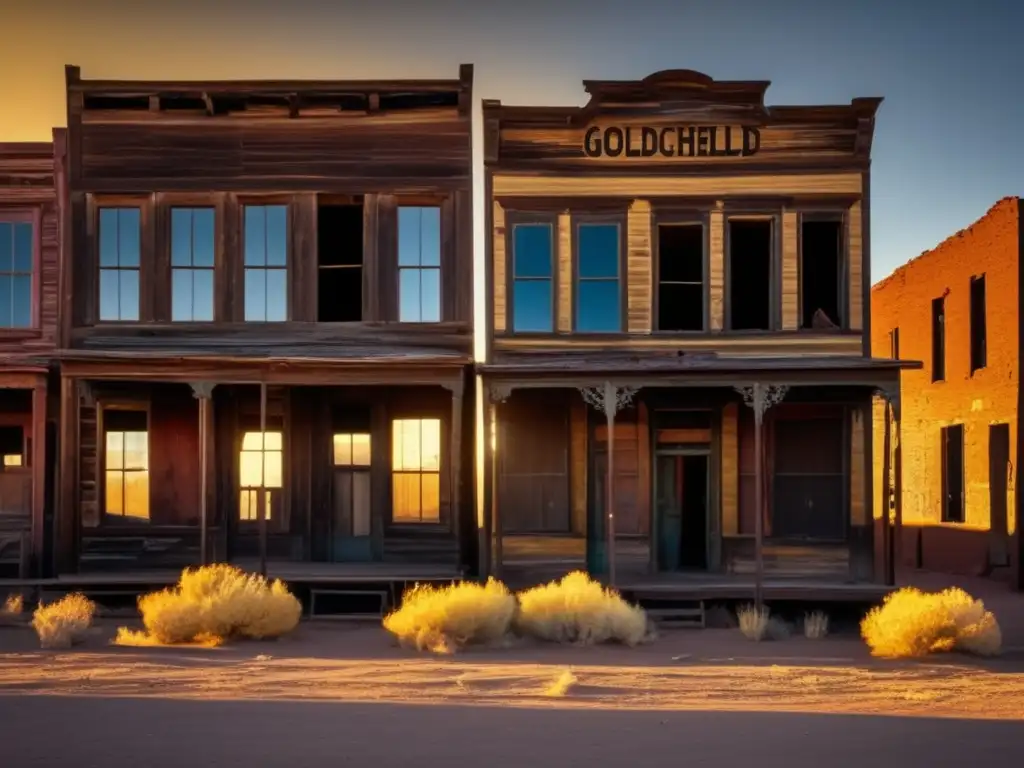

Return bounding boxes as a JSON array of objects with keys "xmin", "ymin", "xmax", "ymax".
[
  {"xmin": 190, "ymin": 382, "xmax": 216, "ymax": 566},
  {"xmin": 881, "ymin": 392, "xmax": 894, "ymax": 586},
  {"xmin": 56, "ymin": 374, "xmax": 80, "ymax": 574},
  {"xmin": 30, "ymin": 382, "xmax": 47, "ymax": 576},
  {"xmin": 447, "ymin": 376, "xmax": 464, "ymax": 574},
  {"xmin": 259, "ymin": 380, "xmax": 268, "ymax": 578},
  {"xmin": 892, "ymin": 389, "xmax": 903, "ymax": 579},
  {"xmin": 487, "ymin": 382, "xmax": 511, "ymax": 581}
]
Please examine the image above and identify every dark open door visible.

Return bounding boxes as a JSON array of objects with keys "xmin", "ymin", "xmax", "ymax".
[{"xmin": 988, "ymin": 423, "xmax": 1010, "ymax": 567}]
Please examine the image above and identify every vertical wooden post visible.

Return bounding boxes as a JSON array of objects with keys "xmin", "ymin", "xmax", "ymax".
[
  {"xmin": 56, "ymin": 375, "xmax": 79, "ymax": 574},
  {"xmin": 191, "ymin": 383, "xmax": 216, "ymax": 566},
  {"xmin": 30, "ymin": 382, "xmax": 47, "ymax": 576},
  {"xmin": 490, "ymin": 398, "xmax": 502, "ymax": 580},
  {"xmin": 752, "ymin": 399, "xmax": 764, "ymax": 608},
  {"xmin": 604, "ymin": 382, "xmax": 617, "ymax": 586},
  {"xmin": 893, "ymin": 391, "xmax": 903, "ymax": 578},
  {"xmin": 881, "ymin": 396, "xmax": 893, "ymax": 586},
  {"xmin": 259, "ymin": 381, "xmax": 268, "ymax": 578},
  {"xmin": 448, "ymin": 377, "xmax": 464, "ymax": 574}
]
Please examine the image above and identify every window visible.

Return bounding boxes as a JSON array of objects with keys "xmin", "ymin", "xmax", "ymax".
[
  {"xmin": 103, "ymin": 410, "xmax": 149, "ymax": 521},
  {"xmin": 728, "ymin": 219, "xmax": 772, "ymax": 330},
  {"xmin": 239, "ymin": 431, "xmax": 283, "ymax": 523},
  {"xmin": 171, "ymin": 207, "xmax": 215, "ymax": 321},
  {"xmin": 511, "ymin": 222, "xmax": 554, "ymax": 332},
  {"xmin": 391, "ymin": 418, "xmax": 441, "ymax": 523},
  {"xmin": 931, "ymin": 296, "xmax": 945, "ymax": 382},
  {"xmin": 889, "ymin": 327, "xmax": 900, "ymax": 359},
  {"xmin": 575, "ymin": 222, "xmax": 621, "ymax": 332},
  {"xmin": 317, "ymin": 203, "xmax": 363, "ymax": 321},
  {"xmin": 970, "ymin": 274, "xmax": 987, "ymax": 374},
  {"xmin": 333, "ymin": 433, "xmax": 371, "ymax": 538},
  {"xmin": 243, "ymin": 205, "xmax": 288, "ymax": 322},
  {"xmin": 99, "ymin": 208, "xmax": 141, "ymax": 321},
  {"xmin": 656, "ymin": 223, "xmax": 704, "ymax": 331},
  {"xmin": 0, "ymin": 426, "xmax": 24, "ymax": 468},
  {"xmin": 0, "ymin": 219, "xmax": 33, "ymax": 328},
  {"xmin": 398, "ymin": 206, "xmax": 441, "ymax": 322},
  {"xmin": 941, "ymin": 424, "xmax": 965, "ymax": 523},
  {"xmin": 800, "ymin": 218, "xmax": 843, "ymax": 329}
]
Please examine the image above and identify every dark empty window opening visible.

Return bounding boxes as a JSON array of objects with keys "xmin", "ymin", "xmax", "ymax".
[
  {"xmin": 379, "ymin": 92, "xmax": 459, "ymax": 111},
  {"xmin": 0, "ymin": 426, "xmax": 24, "ymax": 469},
  {"xmin": 970, "ymin": 274, "xmax": 987, "ymax": 374},
  {"xmin": 890, "ymin": 327, "xmax": 900, "ymax": 359},
  {"xmin": 728, "ymin": 220, "xmax": 772, "ymax": 330},
  {"xmin": 941, "ymin": 424, "xmax": 965, "ymax": 523},
  {"xmin": 800, "ymin": 219, "xmax": 843, "ymax": 329},
  {"xmin": 317, "ymin": 203, "xmax": 364, "ymax": 322},
  {"xmin": 931, "ymin": 296, "xmax": 946, "ymax": 382},
  {"xmin": 657, "ymin": 224, "xmax": 704, "ymax": 331}
]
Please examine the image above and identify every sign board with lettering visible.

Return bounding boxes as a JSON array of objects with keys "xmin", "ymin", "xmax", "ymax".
[{"xmin": 583, "ymin": 125, "xmax": 760, "ymax": 159}]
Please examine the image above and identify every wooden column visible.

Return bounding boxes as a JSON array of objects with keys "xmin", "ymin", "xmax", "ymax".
[
  {"xmin": 893, "ymin": 390, "xmax": 904, "ymax": 575},
  {"xmin": 56, "ymin": 375, "xmax": 79, "ymax": 574},
  {"xmin": 881, "ymin": 395, "xmax": 893, "ymax": 586},
  {"xmin": 258, "ymin": 381, "xmax": 268, "ymax": 578},
  {"xmin": 30, "ymin": 382, "xmax": 47, "ymax": 576},
  {"xmin": 447, "ymin": 376, "xmax": 464, "ymax": 573},
  {"xmin": 190, "ymin": 382, "xmax": 216, "ymax": 566}
]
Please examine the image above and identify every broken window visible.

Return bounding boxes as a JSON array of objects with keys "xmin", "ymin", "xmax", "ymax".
[
  {"xmin": 728, "ymin": 219, "xmax": 772, "ymax": 330},
  {"xmin": 317, "ymin": 203, "xmax": 364, "ymax": 322},
  {"xmin": 657, "ymin": 224, "xmax": 704, "ymax": 331},
  {"xmin": 932, "ymin": 296, "xmax": 945, "ymax": 382},
  {"xmin": 800, "ymin": 219, "xmax": 843, "ymax": 329},
  {"xmin": 970, "ymin": 274, "xmax": 987, "ymax": 374}
]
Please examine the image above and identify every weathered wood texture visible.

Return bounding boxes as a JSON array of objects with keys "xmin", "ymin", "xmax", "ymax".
[
  {"xmin": 709, "ymin": 207, "xmax": 725, "ymax": 331},
  {"xmin": 781, "ymin": 210, "xmax": 799, "ymax": 329},
  {"xmin": 557, "ymin": 212, "xmax": 572, "ymax": 333},
  {"xmin": 626, "ymin": 200, "xmax": 652, "ymax": 333},
  {"xmin": 493, "ymin": 201, "xmax": 507, "ymax": 333},
  {"xmin": 849, "ymin": 404, "xmax": 867, "ymax": 526},
  {"xmin": 847, "ymin": 200, "xmax": 864, "ymax": 331},
  {"xmin": 720, "ymin": 402, "xmax": 739, "ymax": 535}
]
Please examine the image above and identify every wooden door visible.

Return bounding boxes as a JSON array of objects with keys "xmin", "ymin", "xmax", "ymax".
[{"xmin": 330, "ymin": 432, "xmax": 372, "ymax": 561}]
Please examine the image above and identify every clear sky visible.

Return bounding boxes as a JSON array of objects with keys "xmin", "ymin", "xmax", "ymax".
[{"xmin": 2, "ymin": 0, "xmax": 1021, "ymax": 283}]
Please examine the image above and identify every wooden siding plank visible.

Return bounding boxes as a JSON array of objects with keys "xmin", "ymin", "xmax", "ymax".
[
  {"xmin": 850, "ymin": 405, "xmax": 867, "ymax": 526},
  {"xmin": 493, "ymin": 201, "xmax": 507, "ymax": 333},
  {"xmin": 492, "ymin": 173, "xmax": 864, "ymax": 198},
  {"xmin": 781, "ymin": 209, "xmax": 799, "ymax": 330},
  {"xmin": 557, "ymin": 211, "xmax": 573, "ymax": 333},
  {"xmin": 709, "ymin": 207, "xmax": 725, "ymax": 331},
  {"xmin": 721, "ymin": 402, "xmax": 739, "ymax": 536},
  {"xmin": 627, "ymin": 199, "xmax": 652, "ymax": 333},
  {"xmin": 847, "ymin": 200, "xmax": 863, "ymax": 331}
]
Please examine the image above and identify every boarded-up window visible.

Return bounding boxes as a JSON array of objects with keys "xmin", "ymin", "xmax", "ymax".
[
  {"xmin": 392, "ymin": 418, "xmax": 441, "ymax": 523},
  {"xmin": 772, "ymin": 415, "xmax": 845, "ymax": 540},
  {"xmin": 104, "ymin": 409, "xmax": 149, "ymax": 521},
  {"xmin": 594, "ymin": 418, "xmax": 645, "ymax": 536}
]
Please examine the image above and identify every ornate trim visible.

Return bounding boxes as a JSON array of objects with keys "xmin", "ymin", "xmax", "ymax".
[
  {"xmin": 488, "ymin": 382, "xmax": 513, "ymax": 404},
  {"xmin": 190, "ymin": 382, "xmax": 217, "ymax": 400}
]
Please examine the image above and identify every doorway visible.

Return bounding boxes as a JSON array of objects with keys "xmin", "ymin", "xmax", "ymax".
[
  {"xmin": 330, "ymin": 431, "xmax": 373, "ymax": 561},
  {"xmin": 654, "ymin": 450, "xmax": 709, "ymax": 571},
  {"xmin": 988, "ymin": 423, "xmax": 1010, "ymax": 567}
]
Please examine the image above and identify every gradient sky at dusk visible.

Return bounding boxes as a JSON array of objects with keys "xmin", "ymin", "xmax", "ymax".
[{"xmin": 2, "ymin": 0, "xmax": 1022, "ymax": 282}]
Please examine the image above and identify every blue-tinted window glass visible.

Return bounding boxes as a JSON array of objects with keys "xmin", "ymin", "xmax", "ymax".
[
  {"xmin": 577, "ymin": 281, "xmax": 621, "ymax": 333},
  {"xmin": 0, "ymin": 222, "xmax": 34, "ymax": 328},
  {"xmin": 513, "ymin": 280, "xmax": 553, "ymax": 333},
  {"xmin": 511, "ymin": 223, "xmax": 554, "ymax": 333},
  {"xmin": 513, "ymin": 224, "xmax": 552, "ymax": 278},
  {"xmin": 98, "ymin": 208, "xmax": 141, "ymax": 321},
  {"xmin": 244, "ymin": 205, "xmax": 288, "ymax": 322},
  {"xmin": 575, "ymin": 222, "xmax": 621, "ymax": 333},
  {"xmin": 577, "ymin": 224, "xmax": 619, "ymax": 278},
  {"xmin": 171, "ymin": 207, "xmax": 215, "ymax": 322},
  {"xmin": 397, "ymin": 206, "xmax": 442, "ymax": 322}
]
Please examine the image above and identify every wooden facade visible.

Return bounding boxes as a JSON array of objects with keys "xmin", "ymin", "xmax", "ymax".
[
  {"xmin": 0, "ymin": 139, "xmax": 62, "ymax": 578},
  {"xmin": 53, "ymin": 65, "xmax": 477, "ymax": 577},
  {"xmin": 480, "ymin": 70, "xmax": 918, "ymax": 587}
]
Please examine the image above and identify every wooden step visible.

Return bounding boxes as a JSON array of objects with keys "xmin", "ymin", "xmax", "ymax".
[{"xmin": 645, "ymin": 601, "xmax": 706, "ymax": 629}]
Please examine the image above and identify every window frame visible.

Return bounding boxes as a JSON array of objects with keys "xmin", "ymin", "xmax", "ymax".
[
  {"xmin": 97, "ymin": 401, "xmax": 151, "ymax": 526},
  {"xmin": 237, "ymin": 429, "xmax": 286, "ymax": 530},
  {"xmin": 797, "ymin": 210, "xmax": 848, "ymax": 331},
  {"xmin": 240, "ymin": 201, "xmax": 291, "ymax": 323},
  {"xmin": 396, "ymin": 203, "xmax": 443, "ymax": 324},
  {"xmin": 723, "ymin": 210, "xmax": 781, "ymax": 332},
  {"xmin": 504, "ymin": 211, "xmax": 558, "ymax": 335},
  {"xmin": 651, "ymin": 208, "xmax": 709, "ymax": 334},
  {"xmin": 571, "ymin": 212, "xmax": 627, "ymax": 334},
  {"xmin": 388, "ymin": 415, "xmax": 447, "ymax": 529},
  {"xmin": 969, "ymin": 273, "xmax": 987, "ymax": 375},
  {"xmin": 0, "ymin": 208, "xmax": 41, "ymax": 334},
  {"xmin": 168, "ymin": 205, "xmax": 217, "ymax": 323},
  {"xmin": 92, "ymin": 196, "xmax": 149, "ymax": 325}
]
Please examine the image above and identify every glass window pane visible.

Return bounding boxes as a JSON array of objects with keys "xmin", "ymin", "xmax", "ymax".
[
  {"xmin": 118, "ymin": 209, "xmax": 141, "ymax": 268},
  {"xmin": 265, "ymin": 269, "xmax": 287, "ymax": 321},
  {"xmin": 578, "ymin": 223, "xmax": 619, "ymax": 278},
  {"xmin": 244, "ymin": 268, "xmax": 266, "ymax": 321},
  {"xmin": 119, "ymin": 269, "xmax": 140, "ymax": 321},
  {"xmin": 392, "ymin": 473, "xmax": 421, "ymax": 522},
  {"xmin": 192, "ymin": 208, "xmax": 215, "ymax": 268},
  {"xmin": 392, "ymin": 419, "xmax": 421, "ymax": 471},
  {"xmin": 512, "ymin": 279, "xmax": 553, "ymax": 333},
  {"xmin": 99, "ymin": 269, "xmax": 121, "ymax": 321},
  {"xmin": 105, "ymin": 430, "xmax": 125, "ymax": 471},
  {"xmin": 244, "ymin": 207, "xmax": 265, "ymax": 266},
  {"xmin": 333, "ymin": 434, "xmax": 352, "ymax": 466},
  {"xmin": 420, "ymin": 419, "xmax": 441, "ymax": 471},
  {"xmin": 577, "ymin": 280, "xmax": 621, "ymax": 333},
  {"xmin": 171, "ymin": 209, "xmax": 192, "ymax": 267},
  {"xmin": 99, "ymin": 209, "xmax": 118, "ymax": 267},
  {"xmin": 397, "ymin": 207, "xmax": 421, "ymax": 267},
  {"xmin": 264, "ymin": 451, "xmax": 283, "ymax": 488},
  {"xmin": 171, "ymin": 268, "xmax": 193, "ymax": 321},
  {"xmin": 0, "ymin": 223, "xmax": 11, "ymax": 271},
  {"xmin": 13, "ymin": 223, "xmax": 32, "ymax": 272},
  {"xmin": 11, "ymin": 275, "xmax": 30, "ymax": 327},
  {"xmin": 265, "ymin": 206, "xmax": 288, "ymax": 267},
  {"xmin": 399, "ymin": 269, "xmax": 421, "ymax": 322},
  {"xmin": 240, "ymin": 450, "xmax": 263, "ymax": 486},
  {"xmin": 513, "ymin": 224, "xmax": 553, "ymax": 278},
  {"xmin": 124, "ymin": 430, "xmax": 148, "ymax": 470},
  {"xmin": 421, "ymin": 471, "xmax": 440, "ymax": 522},
  {"xmin": 192, "ymin": 269, "xmax": 214, "ymax": 322},
  {"xmin": 241, "ymin": 432, "xmax": 263, "ymax": 451},
  {"xmin": 0, "ymin": 275, "xmax": 10, "ymax": 327},
  {"xmin": 351, "ymin": 433, "xmax": 371, "ymax": 467},
  {"xmin": 105, "ymin": 471, "xmax": 124, "ymax": 516},
  {"xmin": 419, "ymin": 268, "xmax": 440, "ymax": 322},
  {"xmin": 239, "ymin": 490, "xmax": 257, "ymax": 521},
  {"xmin": 125, "ymin": 471, "xmax": 149, "ymax": 520},
  {"xmin": 419, "ymin": 207, "xmax": 441, "ymax": 267},
  {"xmin": 263, "ymin": 431, "xmax": 283, "ymax": 451}
]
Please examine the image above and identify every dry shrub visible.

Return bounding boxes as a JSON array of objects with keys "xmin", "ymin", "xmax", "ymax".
[
  {"xmin": 861, "ymin": 586, "xmax": 1002, "ymax": 658},
  {"xmin": 31, "ymin": 593, "xmax": 96, "ymax": 649},
  {"xmin": 383, "ymin": 578, "xmax": 516, "ymax": 653},
  {"xmin": 804, "ymin": 611, "xmax": 830, "ymax": 640},
  {"xmin": 737, "ymin": 604, "xmax": 770, "ymax": 641},
  {"xmin": 120, "ymin": 564, "xmax": 301, "ymax": 646},
  {"xmin": 543, "ymin": 668, "xmax": 578, "ymax": 697},
  {"xmin": 3, "ymin": 593, "xmax": 23, "ymax": 615},
  {"xmin": 514, "ymin": 571, "xmax": 650, "ymax": 646},
  {"xmin": 114, "ymin": 626, "xmax": 224, "ymax": 648}
]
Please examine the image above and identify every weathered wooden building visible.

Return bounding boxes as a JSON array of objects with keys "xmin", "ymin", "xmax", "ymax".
[
  {"xmin": 55, "ymin": 65, "xmax": 476, "ymax": 578},
  {"xmin": 0, "ymin": 138, "xmax": 63, "ymax": 578},
  {"xmin": 479, "ymin": 70, "xmax": 917, "ymax": 590}
]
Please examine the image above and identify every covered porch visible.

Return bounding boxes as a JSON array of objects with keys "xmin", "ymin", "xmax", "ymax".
[
  {"xmin": 55, "ymin": 354, "xmax": 474, "ymax": 580},
  {"xmin": 479, "ymin": 352, "xmax": 915, "ymax": 595}
]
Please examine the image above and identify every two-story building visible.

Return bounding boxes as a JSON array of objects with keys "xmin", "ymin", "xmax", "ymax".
[
  {"xmin": 54, "ymin": 65, "xmax": 477, "ymax": 580},
  {"xmin": 0, "ymin": 137, "xmax": 63, "ymax": 578},
  {"xmin": 479, "ymin": 70, "xmax": 916, "ymax": 590}
]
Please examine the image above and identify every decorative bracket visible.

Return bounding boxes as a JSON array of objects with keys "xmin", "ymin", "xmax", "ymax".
[
  {"xmin": 488, "ymin": 382, "xmax": 513, "ymax": 404},
  {"xmin": 76, "ymin": 380, "xmax": 96, "ymax": 409},
  {"xmin": 734, "ymin": 383, "xmax": 789, "ymax": 425},
  {"xmin": 441, "ymin": 377, "xmax": 465, "ymax": 400},
  {"xmin": 579, "ymin": 381, "xmax": 640, "ymax": 419},
  {"xmin": 190, "ymin": 382, "xmax": 217, "ymax": 400}
]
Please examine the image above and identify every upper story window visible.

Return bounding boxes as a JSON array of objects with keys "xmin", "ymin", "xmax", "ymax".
[
  {"xmin": 243, "ymin": 205, "xmax": 288, "ymax": 322},
  {"xmin": 931, "ymin": 295, "xmax": 946, "ymax": 383},
  {"xmin": 0, "ymin": 219, "xmax": 33, "ymax": 328},
  {"xmin": 171, "ymin": 207, "xmax": 215, "ymax": 322},
  {"xmin": 398, "ymin": 206, "xmax": 441, "ymax": 322},
  {"xmin": 575, "ymin": 222, "xmax": 621, "ymax": 333},
  {"xmin": 969, "ymin": 274, "xmax": 987, "ymax": 374},
  {"xmin": 511, "ymin": 223, "xmax": 554, "ymax": 333},
  {"xmin": 98, "ymin": 208, "xmax": 141, "ymax": 322}
]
